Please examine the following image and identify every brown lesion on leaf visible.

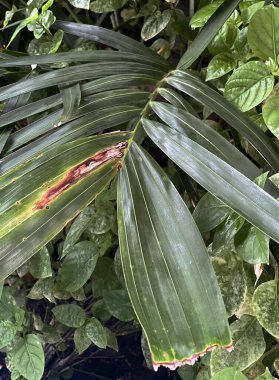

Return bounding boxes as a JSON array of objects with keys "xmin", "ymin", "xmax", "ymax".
[{"xmin": 33, "ymin": 141, "xmax": 128, "ymax": 210}]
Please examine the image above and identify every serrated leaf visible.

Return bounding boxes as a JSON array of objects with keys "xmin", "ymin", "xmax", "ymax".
[
  {"xmin": 58, "ymin": 241, "xmax": 99, "ymax": 292},
  {"xmin": 252, "ymin": 280, "xmax": 279, "ymax": 339},
  {"xmin": 206, "ymin": 53, "xmax": 237, "ymax": 81},
  {"xmin": 141, "ymin": 10, "xmax": 172, "ymax": 41},
  {"xmin": 262, "ymin": 94, "xmax": 279, "ymax": 139},
  {"xmin": 224, "ymin": 61, "xmax": 274, "ymax": 112},
  {"xmin": 248, "ymin": 6, "xmax": 279, "ymax": 61},
  {"xmin": 85, "ymin": 317, "xmax": 107, "ymax": 349},
  {"xmin": 52, "ymin": 304, "xmax": 86, "ymax": 327},
  {"xmin": 74, "ymin": 325, "xmax": 91, "ymax": 354},
  {"xmin": 103, "ymin": 289, "xmax": 135, "ymax": 322},
  {"xmin": 211, "ymin": 368, "xmax": 248, "ymax": 380},
  {"xmin": 235, "ymin": 224, "xmax": 269, "ymax": 264},
  {"xmin": 90, "ymin": 0, "xmax": 128, "ymax": 13},
  {"xmin": 29, "ymin": 246, "xmax": 52, "ymax": 279},
  {"xmin": 210, "ymin": 315, "xmax": 266, "ymax": 374},
  {"xmin": 12, "ymin": 334, "xmax": 45, "ymax": 380}
]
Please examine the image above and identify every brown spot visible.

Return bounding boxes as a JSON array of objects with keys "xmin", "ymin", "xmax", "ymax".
[{"xmin": 33, "ymin": 141, "xmax": 128, "ymax": 210}]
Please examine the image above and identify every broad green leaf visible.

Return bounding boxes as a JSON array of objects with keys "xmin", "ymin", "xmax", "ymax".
[
  {"xmin": 91, "ymin": 257, "xmax": 121, "ymax": 298},
  {"xmin": 212, "ymin": 250, "xmax": 246, "ymax": 316},
  {"xmin": 28, "ymin": 278, "xmax": 55, "ymax": 303},
  {"xmin": 105, "ymin": 328, "xmax": 118, "ymax": 351},
  {"xmin": 141, "ymin": 10, "xmax": 172, "ymax": 41},
  {"xmin": 190, "ymin": 0, "xmax": 225, "ymax": 29},
  {"xmin": 68, "ymin": 0, "xmax": 90, "ymax": 9},
  {"xmin": 241, "ymin": 2, "xmax": 265, "ymax": 24},
  {"xmin": 103, "ymin": 289, "xmax": 135, "ymax": 322},
  {"xmin": 150, "ymin": 38, "xmax": 171, "ymax": 59},
  {"xmin": 57, "ymin": 241, "xmax": 99, "ymax": 292},
  {"xmin": 262, "ymin": 95, "xmax": 279, "ymax": 138},
  {"xmin": 167, "ymin": 70, "xmax": 279, "ymax": 172},
  {"xmin": 0, "ymin": 287, "xmax": 18, "ymax": 322},
  {"xmin": 74, "ymin": 325, "xmax": 91, "ymax": 354},
  {"xmin": 206, "ymin": 53, "xmax": 237, "ymax": 81},
  {"xmin": 0, "ymin": 132, "xmax": 129, "ymax": 281},
  {"xmin": 118, "ymin": 142, "xmax": 231, "ymax": 369},
  {"xmin": 224, "ymin": 61, "xmax": 274, "ymax": 112},
  {"xmin": 91, "ymin": 299, "xmax": 111, "ymax": 321},
  {"xmin": 71, "ymin": 287, "xmax": 86, "ymax": 301},
  {"xmin": 0, "ymin": 321, "xmax": 17, "ymax": 349},
  {"xmin": 90, "ymin": 0, "xmax": 128, "ymax": 12},
  {"xmin": 178, "ymin": 0, "xmax": 241, "ymax": 69},
  {"xmin": 27, "ymin": 9, "xmax": 56, "ymax": 39},
  {"xmin": 52, "ymin": 304, "xmax": 86, "ymax": 327},
  {"xmin": 248, "ymin": 6, "xmax": 279, "ymax": 61},
  {"xmin": 12, "ymin": 334, "xmax": 45, "ymax": 380},
  {"xmin": 208, "ymin": 22, "xmax": 239, "ymax": 55},
  {"xmin": 193, "ymin": 194, "xmax": 230, "ymax": 233},
  {"xmin": 178, "ymin": 364, "xmax": 197, "ymax": 380},
  {"xmin": 235, "ymin": 225, "xmax": 269, "ymax": 264},
  {"xmin": 29, "ymin": 246, "xmax": 52, "ymax": 279},
  {"xmin": 210, "ymin": 315, "xmax": 266, "ymax": 374},
  {"xmin": 85, "ymin": 317, "xmax": 107, "ymax": 349},
  {"xmin": 255, "ymin": 368, "xmax": 278, "ymax": 380},
  {"xmin": 143, "ymin": 120, "xmax": 279, "ymax": 243},
  {"xmin": 87, "ymin": 200, "xmax": 116, "ymax": 234},
  {"xmin": 252, "ymin": 280, "xmax": 279, "ymax": 339},
  {"xmin": 211, "ymin": 368, "xmax": 248, "ymax": 380},
  {"xmin": 213, "ymin": 213, "xmax": 244, "ymax": 251}
]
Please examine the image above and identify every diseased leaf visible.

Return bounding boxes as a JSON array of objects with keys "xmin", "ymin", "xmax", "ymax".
[
  {"xmin": 210, "ymin": 315, "xmax": 266, "ymax": 374},
  {"xmin": 224, "ymin": 61, "xmax": 274, "ymax": 112},
  {"xmin": 68, "ymin": 0, "xmax": 90, "ymax": 9},
  {"xmin": 252, "ymin": 280, "xmax": 279, "ymax": 339},
  {"xmin": 29, "ymin": 246, "xmax": 52, "ymax": 279},
  {"xmin": 85, "ymin": 317, "xmax": 107, "ymax": 349},
  {"xmin": 248, "ymin": 6, "xmax": 279, "ymax": 60},
  {"xmin": 52, "ymin": 304, "xmax": 86, "ymax": 327},
  {"xmin": 211, "ymin": 368, "xmax": 248, "ymax": 380},
  {"xmin": 90, "ymin": 0, "xmax": 128, "ymax": 13},
  {"xmin": 28, "ymin": 278, "xmax": 55, "ymax": 303},
  {"xmin": 0, "ymin": 321, "xmax": 18, "ymax": 349},
  {"xmin": 74, "ymin": 325, "xmax": 91, "ymax": 354},
  {"xmin": 141, "ymin": 10, "xmax": 172, "ymax": 41},
  {"xmin": 57, "ymin": 241, "xmax": 99, "ymax": 292},
  {"xmin": 12, "ymin": 334, "xmax": 45, "ymax": 380}
]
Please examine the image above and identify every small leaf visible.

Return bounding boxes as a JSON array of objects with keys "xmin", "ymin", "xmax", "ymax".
[
  {"xmin": 190, "ymin": 0, "xmax": 225, "ymax": 29},
  {"xmin": 141, "ymin": 10, "xmax": 172, "ymax": 41},
  {"xmin": 224, "ymin": 61, "xmax": 274, "ymax": 112},
  {"xmin": 105, "ymin": 328, "xmax": 118, "ymax": 351},
  {"xmin": 206, "ymin": 53, "xmax": 237, "ymax": 81},
  {"xmin": 211, "ymin": 368, "xmax": 248, "ymax": 380},
  {"xmin": 262, "ymin": 94, "xmax": 279, "ymax": 139},
  {"xmin": 7, "ymin": 8, "xmax": 39, "ymax": 47},
  {"xmin": 12, "ymin": 334, "xmax": 45, "ymax": 380},
  {"xmin": 90, "ymin": 0, "xmax": 128, "ymax": 13},
  {"xmin": 213, "ymin": 213, "xmax": 244, "ymax": 251},
  {"xmin": 252, "ymin": 280, "xmax": 279, "ymax": 339},
  {"xmin": 74, "ymin": 326, "xmax": 91, "ymax": 354},
  {"xmin": 58, "ymin": 241, "xmax": 99, "ymax": 292},
  {"xmin": 91, "ymin": 299, "xmax": 111, "ymax": 321},
  {"xmin": 29, "ymin": 246, "xmax": 52, "ymax": 279},
  {"xmin": 210, "ymin": 315, "xmax": 266, "ymax": 374},
  {"xmin": 208, "ymin": 22, "xmax": 239, "ymax": 55},
  {"xmin": 0, "ymin": 321, "xmax": 18, "ymax": 349},
  {"xmin": 52, "ymin": 304, "xmax": 86, "ymax": 327},
  {"xmin": 103, "ymin": 289, "xmax": 135, "ymax": 322},
  {"xmin": 68, "ymin": 0, "xmax": 90, "ymax": 9},
  {"xmin": 4, "ymin": 5, "xmax": 17, "ymax": 27},
  {"xmin": 255, "ymin": 368, "xmax": 277, "ymax": 380},
  {"xmin": 85, "ymin": 317, "xmax": 107, "ymax": 349},
  {"xmin": 28, "ymin": 278, "xmax": 55, "ymax": 303},
  {"xmin": 248, "ymin": 6, "xmax": 279, "ymax": 61}
]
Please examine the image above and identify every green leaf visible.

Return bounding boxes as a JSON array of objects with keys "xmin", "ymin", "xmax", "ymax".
[
  {"xmin": 248, "ymin": 6, "xmax": 279, "ymax": 61},
  {"xmin": 85, "ymin": 317, "xmax": 107, "ymax": 349},
  {"xmin": 224, "ymin": 61, "xmax": 274, "ymax": 112},
  {"xmin": 105, "ymin": 328, "xmax": 118, "ymax": 351},
  {"xmin": 91, "ymin": 257, "xmax": 121, "ymax": 298},
  {"xmin": 252, "ymin": 280, "xmax": 279, "ymax": 339},
  {"xmin": 141, "ymin": 10, "xmax": 172, "ymax": 41},
  {"xmin": 60, "ymin": 82, "xmax": 81, "ymax": 122},
  {"xmin": 28, "ymin": 278, "xmax": 55, "ymax": 303},
  {"xmin": 210, "ymin": 316, "xmax": 266, "ymax": 374},
  {"xmin": 0, "ymin": 132, "xmax": 129, "ymax": 281},
  {"xmin": 262, "ymin": 94, "xmax": 279, "ymax": 139},
  {"xmin": 4, "ymin": 5, "xmax": 18, "ymax": 27},
  {"xmin": 11, "ymin": 334, "xmax": 45, "ymax": 380},
  {"xmin": 57, "ymin": 241, "xmax": 99, "ymax": 292},
  {"xmin": 68, "ymin": 0, "xmax": 90, "ymax": 9},
  {"xmin": 206, "ymin": 53, "xmax": 237, "ymax": 81},
  {"xmin": 178, "ymin": 0, "xmax": 241, "ymax": 69},
  {"xmin": 103, "ymin": 289, "xmax": 135, "ymax": 322},
  {"xmin": 91, "ymin": 299, "xmax": 111, "ymax": 321},
  {"xmin": 255, "ymin": 368, "xmax": 278, "ymax": 380},
  {"xmin": 27, "ymin": 10, "xmax": 56, "ymax": 39},
  {"xmin": 212, "ymin": 250, "xmax": 246, "ymax": 316},
  {"xmin": 74, "ymin": 325, "xmax": 91, "ymax": 354},
  {"xmin": 143, "ymin": 120, "xmax": 279, "ymax": 244},
  {"xmin": 118, "ymin": 142, "xmax": 231, "ymax": 369},
  {"xmin": 29, "ymin": 246, "xmax": 52, "ymax": 279},
  {"xmin": 241, "ymin": 2, "xmax": 265, "ymax": 24},
  {"xmin": 213, "ymin": 213, "xmax": 244, "ymax": 251},
  {"xmin": 211, "ymin": 368, "xmax": 248, "ymax": 380},
  {"xmin": 193, "ymin": 194, "xmax": 230, "ymax": 233},
  {"xmin": 190, "ymin": 0, "xmax": 225, "ymax": 29},
  {"xmin": 90, "ymin": 0, "xmax": 129, "ymax": 13},
  {"xmin": 235, "ymin": 225, "xmax": 269, "ymax": 264},
  {"xmin": 0, "ymin": 321, "xmax": 18, "ymax": 349},
  {"xmin": 7, "ymin": 8, "xmax": 39, "ymax": 47},
  {"xmin": 208, "ymin": 22, "xmax": 239, "ymax": 55},
  {"xmin": 52, "ymin": 304, "xmax": 86, "ymax": 327}
]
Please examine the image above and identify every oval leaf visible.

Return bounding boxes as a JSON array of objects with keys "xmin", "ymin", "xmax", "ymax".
[
  {"xmin": 85, "ymin": 317, "xmax": 107, "ymax": 349},
  {"xmin": 52, "ymin": 304, "xmax": 86, "ymax": 327},
  {"xmin": 262, "ymin": 94, "xmax": 279, "ymax": 139},
  {"xmin": 211, "ymin": 368, "xmax": 248, "ymax": 380}
]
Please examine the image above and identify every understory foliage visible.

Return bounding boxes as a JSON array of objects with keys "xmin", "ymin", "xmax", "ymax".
[{"xmin": 0, "ymin": 1, "xmax": 279, "ymax": 379}]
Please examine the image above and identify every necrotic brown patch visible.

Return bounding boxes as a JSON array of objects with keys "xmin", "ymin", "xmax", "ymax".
[{"xmin": 34, "ymin": 141, "xmax": 128, "ymax": 210}]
